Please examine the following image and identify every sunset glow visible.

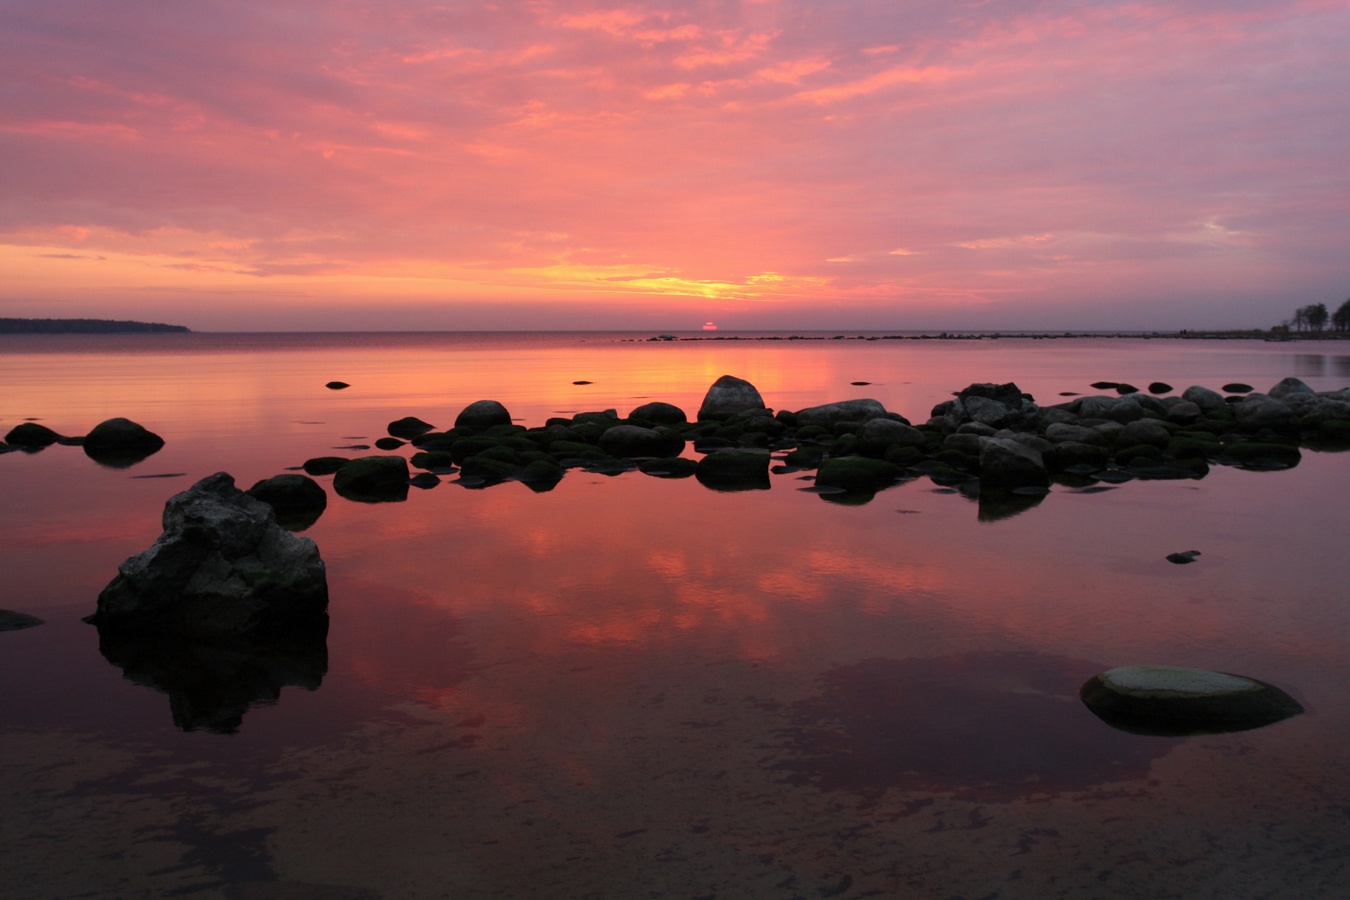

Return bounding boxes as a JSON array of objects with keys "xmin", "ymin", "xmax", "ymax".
[{"xmin": 2, "ymin": 1, "xmax": 1347, "ymax": 331}]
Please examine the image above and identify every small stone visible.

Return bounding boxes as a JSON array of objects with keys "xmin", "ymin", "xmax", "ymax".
[
  {"xmin": 1222, "ymin": 382, "xmax": 1253, "ymax": 394},
  {"xmin": 1166, "ymin": 550, "xmax": 1201, "ymax": 564},
  {"xmin": 1148, "ymin": 382, "xmax": 1173, "ymax": 394},
  {"xmin": 325, "ymin": 381, "xmax": 350, "ymax": 390}
]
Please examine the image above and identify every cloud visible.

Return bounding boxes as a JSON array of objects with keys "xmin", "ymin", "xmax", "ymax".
[{"xmin": 0, "ymin": 0, "xmax": 1346, "ymax": 329}]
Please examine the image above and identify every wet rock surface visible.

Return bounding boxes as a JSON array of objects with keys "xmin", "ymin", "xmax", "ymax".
[{"xmin": 1081, "ymin": 665, "xmax": 1305, "ymax": 735}]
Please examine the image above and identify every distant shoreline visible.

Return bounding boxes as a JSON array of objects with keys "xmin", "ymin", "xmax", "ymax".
[{"xmin": 0, "ymin": 318, "xmax": 190, "ymax": 335}]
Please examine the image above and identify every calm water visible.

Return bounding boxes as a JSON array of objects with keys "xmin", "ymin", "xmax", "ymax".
[{"xmin": 3, "ymin": 331, "xmax": 1350, "ymax": 898}]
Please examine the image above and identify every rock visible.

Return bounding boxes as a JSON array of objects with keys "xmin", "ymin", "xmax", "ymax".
[
  {"xmin": 1234, "ymin": 394, "xmax": 1298, "ymax": 430},
  {"xmin": 814, "ymin": 457, "xmax": 904, "ymax": 493},
  {"xmin": 4, "ymin": 422, "xmax": 62, "ymax": 448},
  {"xmin": 1164, "ymin": 400, "xmax": 1203, "ymax": 424},
  {"xmin": 1090, "ymin": 381, "xmax": 1118, "ymax": 390},
  {"xmin": 454, "ymin": 400, "xmax": 512, "ymax": 430},
  {"xmin": 387, "ymin": 416, "xmax": 435, "ymax": 439},
  {"xmin": 81, "ymin": 418, "xmax": 165, "ymax": 467},
  {"xmin": 86, "ymin": 472, "xmax": 328, "ymax": 638},
  {"xmin": 697, "ymin": 375, "xmax": 766, "ymax": 421},
  {"xmin": 332, "ymin": 456, "xmax": 411, "ymax": 502},
  {"xmin": 1148, "ymin": 382, "xmax": 1173, "ymax": 395},
  {"xmin": 0, "ymin": 609, "xmax": 45, "ymax": 632},
  {"xmin": 628, "ymin": 401, "xmax": 688, "ymax": 425},
  {"xmin": 1166, "ymin": 550, "xmax": 1201, "ymax": 564},
  {"xmin": 246, "ymin": 474, "xmax": 328, "ymax": 531},
  {"xmin": 597, "ymin": 424, "xmax": 686, "ymax": 458},
  {"xmin": 303, "ymin": 456, "xmax": 349, "ymax": 476},
  {"xmin": 1123, "ymin": 419, "xmax": 1171, "ymax": 447},
  {"xmin": 795, "ymin": 399, "xmax": 891, "ymax": 428},
  {"xmin": 1222, "ymin": 382, "xmax": 1254, "ymax": 394},
  {"xmin": 1045, "ymin": 423, "xmax": 1107, "ymax": 445},
  {"xmin": 1080, "ymin": 665, "xmax": 1304, "ymax": 735},
  {"xmin": 857, "ymin": 418, "xmax": 927, "ymax": 456},
  {"xmin": 637, "ymin": 457, "xmax": 698, "ymax": 478},
  {"xmin": 1221, "ymin": 441, "xmax": 1301, "ymax": 469},
  {"xmin": 374, "ymin": 437, "xmax": 404, "ymax": 450},
  {"xmin": 695, "ymin": 449, "xmax": 771, "ymax": 490},
  {"xmin": 410, "ymin": 472, "xmax": 440, "ymax": 489},
  {"xmin": 1268, "ymin": 377, "xmax": 1315, "ymax": 400},
  {"xmin": 943, "ymin": 383, "xmax": 1038, "ymax": 431},
  {"xmin": 978, "ymin": 437, "xmax": 1049, "ymax": 488},
  {"xmin": 325, "ymin": 381, "xmax": 350, "ymax": 390},
  {"xmin": 1181, "ymin": 385, "xmax": 1227, "ymax": 411},
  {"xmin": 1069, "ymin": 395, "xmax": 1144, "ymax": 423},
  {"xmin": 1115, "ymin": 383, "xmax": 1139, "ymax": 395}
]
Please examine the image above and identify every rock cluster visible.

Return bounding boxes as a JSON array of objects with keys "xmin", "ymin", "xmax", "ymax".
[
  {"xmin": 1, "ymin": 417, "xmax": 164, "ymax": 467},
  {"xmin": 282, "ymin": 375, "xmax": 1350, "ymax": 515}
]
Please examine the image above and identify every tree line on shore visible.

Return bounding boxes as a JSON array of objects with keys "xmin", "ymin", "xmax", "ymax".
[{"xmin": 1276, "ymin": 299, "xmax": 1350, "ymax": 334}]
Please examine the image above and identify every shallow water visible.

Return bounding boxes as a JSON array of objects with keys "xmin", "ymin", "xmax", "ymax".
[{"xmin": 3, "ymin": 332, "xmax": 1350, "ymax": 898}]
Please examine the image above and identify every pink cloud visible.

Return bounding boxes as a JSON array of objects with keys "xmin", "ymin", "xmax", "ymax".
[{"xmin": 0, "ymin": 0, "xmax": 1346, "ymax": 330}]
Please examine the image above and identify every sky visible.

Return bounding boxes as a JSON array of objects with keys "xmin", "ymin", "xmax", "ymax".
[{"xmin": 1, "ymin": 0, "xmax": 1347, "ymax": 332}]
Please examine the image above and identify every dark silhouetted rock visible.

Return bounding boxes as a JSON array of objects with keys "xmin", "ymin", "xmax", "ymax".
[
  {"xmin": 374, "ymin": 437, "xmax": 404, "ymax": 450},
  {"xmin": 1166, "ymin": 550, "xmax": 1201, "ymax": 564},
  {"xmin": 388, "ymin": 416, "xmax": 435, "ymax": 439},
  {"xmin": 303, "ymin": 456, "xmax": 349, "ymax": 476},
  {"xmin": 978, "ymin": 437, "xmax": 1049, "ymax": 488},
  {"xmin": 697, "ymin": 375, "xmax": 766, "ymax": 421},
  {"xmin": 325, "ymin": 381, "xmax": 350, "ymax": 390},
  {"xmin": 332, "ymin": 455, "xmax": 410, "ymax": 502},
  {"xmin": 87, "ymin": 472, "xmax": 328, "ymax": 638},
  {"xmin": 5, "ymin": 422, "xmax": 62, "ymax": 448},
  {"xmin": 1114, "ymin": 383, "xmax": 1139, "ymax": 395},
  {"xmin": 1182, "ymin": 385, "xmax": 1227, "ymax": 411},
  {"xmin": 628, "ymin": 401, "xmax": 688, "ymax": 425},
  {"xmin": 637, "ymin": 457, "xmax": 698, "ymax": 478},
  {"xmin": 82, "ymin": 417, "xmax": 165, "ymax": 467},
  {"xmin": 815, "ymin": 457, "xmax": 904, "ymax": 493},
  {"xmin": 0, "ymin": 609, "xmax": 45, "ymax": 632},
  {"xmin": 1148, "ymin": 382, "xmax": 1173, "ymax": 395},
  {"xmin": 247, "ymin": 474, "xmax": 328, "ymax": 531},
  {"xmin": 795, "ymin": 399, "xmax": 890, "ymax": 428},
  {"xmin": 1222, "ymin": 382, "xmax": 1253, "ymax": 394},
  {"xmin": 1268, "ymin": 377, "xmax": 1315, "ymax": 400},
  {"xmin": 455, "ymin": 400, "xmax": 512, "ymax": 430},
  {"xmin": 695, "ymin": 449, "xmax": 771, "ymax": 490},
  {"xmin": 1234, "ymin": 394, "xmax": 1298, "ymax": 430},
  {"xmin": 942, "ymin": 383, "xmax": 1038, "ymax": 431},
  {"xmin": 597, "ymin": 424, "xmax": 686, "ymax": 458},
  {"xmin": 1090, "ymin": 381, "xmax": 1118, "ymax": 390},
  {"xmin": 1081, "ymin": 666, "xmax": 1304, "ymax": 735}
]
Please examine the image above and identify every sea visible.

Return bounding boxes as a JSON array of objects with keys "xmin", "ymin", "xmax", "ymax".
[{"xmin": 2, "ymin": 330, "xmax": 1349, "ymax": 898}]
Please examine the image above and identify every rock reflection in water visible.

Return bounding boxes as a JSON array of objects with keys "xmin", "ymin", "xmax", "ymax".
[
  {"xmin": 775, "ymin": 651, "xmax": 1179, "ymax": 802},
  {"xmin": 95, "ymin": 621, "xmax": 328, "ymax": 734}
]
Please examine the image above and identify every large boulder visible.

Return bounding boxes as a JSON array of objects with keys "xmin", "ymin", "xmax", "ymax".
[
  {"xmin": 697, "ymin": 376, "xmax": 766, "ymax": 421},
  {"xmin": 857, "ymin": 418, "xmax": 927, "ymax": 456},
  {"xmin": 1081, "ymin": 665, "xmax": 1304, "ymax": 735},
  {"xmin": 1234, "ymin": 393, "xmax": 1298, "ymax": 430},
  {"xmin": 1268, "ymin": 377, "xmax": 1315, "ymax": 400},
  {"xmin": 86, "ymin": 473, "xmax": 328, "ymax": 638},
  {"xmin": 455, "ymin": 400, "xmax": 512, "ymax": 430},
  {"xmin": 795, "ymin": 399, "xmax": 891, "ymax": 428},
  {"xmin": 1181, "ymin": 385, "xmax": 1227, "ymax": 411}
]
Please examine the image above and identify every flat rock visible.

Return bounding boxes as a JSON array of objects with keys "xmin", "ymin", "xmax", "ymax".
[
  {"xmin": 1081, "ymin": 665, "xmax": 1304, "ymax": 735},
  {"xmin": 0, "ymin": 609, "xmax": 45, "ymax": 632}
]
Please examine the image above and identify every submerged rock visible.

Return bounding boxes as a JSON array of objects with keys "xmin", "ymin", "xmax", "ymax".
[
  {"xmin": 1081, "ymin": 665, "xmax": 1304, "ymax": 735},
  {"xmin": 87, "ymin": 472, "xmax": 328, "ymax": 638},
  {"xmin": 332, "ymin": 455, "xmax": 410, "ymax": 502},
  {"xmin": 695, "ymin": 448, "xmax": 771, "ymax": 490},
  {"xmin": 628, "ymin": 401, "xmax": 688, "ymax": 425}
]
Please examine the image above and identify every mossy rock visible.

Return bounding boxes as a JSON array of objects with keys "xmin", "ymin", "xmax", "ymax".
[
  {"xmin": 695, "ymin": 449, "xmax": 771, "ymax": 491},
  {"xmin": 1081, "ymin": 666, "xmax": 1303, "ymax": 736},
  {"xmin": 883, "ymin": 444, "xmax": 926, "ymax": 467},
  {"xmin": 831, "ymin": 433, "xmax": 859, "ymax": 457},
  {"xmin": 784, "ymin": 446, "xmax": 825, "ymax": 468},
  {"xmin": 815, "ymin": 457, "xmax": 904, "ymax": 492}
]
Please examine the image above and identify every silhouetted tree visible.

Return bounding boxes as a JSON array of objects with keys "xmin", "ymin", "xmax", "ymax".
[
  {"xmin": 1290, "ymin": 307, "xmax": 1309, "ymax": 332},
  {"xmin": 1306, "ymin": 303, "xmax": 1329, "ymax": 333},
  {"xmin": 1334, "ymin": 298, "xmax": 1350, "ymax": 333}
]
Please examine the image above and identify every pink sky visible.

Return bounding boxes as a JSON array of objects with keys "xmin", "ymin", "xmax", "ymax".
[{"xmin": 1, "ymin": 0, "xmax": 1347, "ymax": 331}]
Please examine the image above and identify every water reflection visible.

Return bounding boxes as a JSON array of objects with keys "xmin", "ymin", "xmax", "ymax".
[
  {"xmin": 94, "ymin": 622, "xmax": 329, "ymax": 734},
  {"xmin": 775, "ymin": 652, "xmax": 1179, "ymax": 802}
]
